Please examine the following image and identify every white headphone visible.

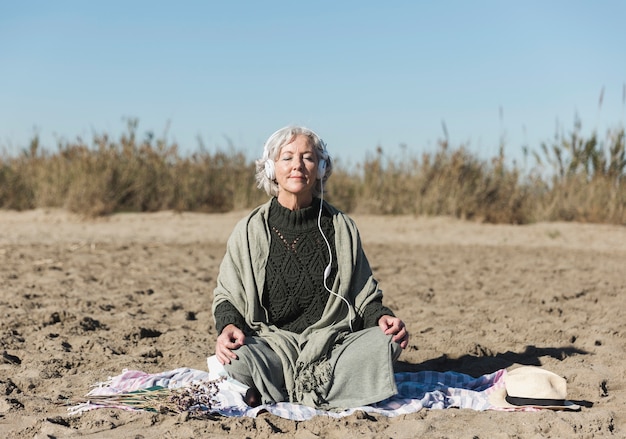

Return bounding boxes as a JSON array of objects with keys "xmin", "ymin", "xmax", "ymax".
[
  {"xmin": 264, "ymin": 158, "xmax": 275, "ymax": 180},
  {"xmin": 317, "ymin": 157, "xmax": 327, "ymax": 179}
]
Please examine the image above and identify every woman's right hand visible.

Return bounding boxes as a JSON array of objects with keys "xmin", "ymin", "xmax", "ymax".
[{"xmin": 215, "ymin": 324, "xmax": 246, "ymax": 365}]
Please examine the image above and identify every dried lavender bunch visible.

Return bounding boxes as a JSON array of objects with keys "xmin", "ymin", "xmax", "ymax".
[{"xmin": 168, "ymin": 376, "xmax": 225, "ymax": 413}]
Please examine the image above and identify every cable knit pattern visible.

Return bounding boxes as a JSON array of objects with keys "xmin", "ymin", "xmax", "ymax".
[{"xmin": 263, "ymin": 198, "xmax": 336, "ymax": 333}]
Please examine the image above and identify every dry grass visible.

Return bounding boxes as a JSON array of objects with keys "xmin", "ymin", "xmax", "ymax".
[
  {"xmin": 1, "ymin": 119, "xmax": 624, "ymax": 224},
  {"xmin": 339, "ymin": 142, "xmax": 529, "ymax": 224}
]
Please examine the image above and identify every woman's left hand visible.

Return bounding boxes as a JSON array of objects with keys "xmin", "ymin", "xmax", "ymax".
[{"xmin": 378, "ymin": 315, "xmax": 409, "ymax": 349}]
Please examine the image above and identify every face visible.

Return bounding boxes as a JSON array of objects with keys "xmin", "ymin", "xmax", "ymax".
[{"xmin": 274, "ymin": 134, "xmax": 319, "ymax": 202}]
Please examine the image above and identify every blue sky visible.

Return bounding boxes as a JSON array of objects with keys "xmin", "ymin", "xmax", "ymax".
[{"xmin": 1, "ymin": 1, "xmax": 625, "ymax": 167}]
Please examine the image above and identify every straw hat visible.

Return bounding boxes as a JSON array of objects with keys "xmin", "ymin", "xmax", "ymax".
[{"xmin": 489, "ymin": 366, "xmax": 580, "ymax": 411}]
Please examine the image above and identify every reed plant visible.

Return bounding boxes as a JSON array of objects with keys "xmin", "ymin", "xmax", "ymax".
[
  {"xmin": 0, "ymin": 119, "xmax": 266, "ymax": 216},
  {"xmin": 530, "ymin": 120, "xmax": 625, "ymax": 223},
  {"xmin": 1, "ymin": 119, "xmax": 624, "ymax": 224},
  {"xmin": 342, "ymin": 142, "xmax": 530, "ymax": 223}
]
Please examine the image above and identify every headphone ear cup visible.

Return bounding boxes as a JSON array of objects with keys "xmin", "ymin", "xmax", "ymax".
[
  {"xmin": 264, "ymin": 159, "xmax": 275, "ymax": 180},
  {"xmin": 317, "ymin": 159, "xmax": 327, "ymax": 179}
]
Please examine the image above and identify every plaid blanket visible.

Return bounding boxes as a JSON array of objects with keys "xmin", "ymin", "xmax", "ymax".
[{"xmin": 69, "ymin": 364, "xmax": 517, "ymax": 420}]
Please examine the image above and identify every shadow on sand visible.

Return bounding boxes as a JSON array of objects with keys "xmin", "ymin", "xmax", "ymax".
[{"xmin": 395, "ymin": 344, "xmax": 588, "ymax": 377}]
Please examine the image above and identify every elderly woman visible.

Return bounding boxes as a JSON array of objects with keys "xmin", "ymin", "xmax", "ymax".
[{"xmin": 212, "ymin": 125, "xmax": 409, "ymax": 409}]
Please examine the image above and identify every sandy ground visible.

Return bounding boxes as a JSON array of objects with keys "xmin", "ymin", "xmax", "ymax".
[{"xmin": 1, "ymin": 208, "xmax": 624, "ymax": 438}]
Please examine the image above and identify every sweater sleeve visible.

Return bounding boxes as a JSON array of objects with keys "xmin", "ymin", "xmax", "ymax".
[
  {"xmin": 214, "ymin": 300, "xmax": 247, "ymax": 335},
  {"xmin": 361, "ymin": 297, "xmax": 396, "ymax": 328}
]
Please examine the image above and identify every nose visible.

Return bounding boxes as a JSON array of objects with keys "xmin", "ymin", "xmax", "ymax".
[{"xmin": 292, "ymin": 157, "xmax": 304, "ymax": 170}]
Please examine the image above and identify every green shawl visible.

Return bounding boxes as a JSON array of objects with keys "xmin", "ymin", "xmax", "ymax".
[{"xmin": 212, "ymin": 199, "xmax": 387, "ymax": 406}]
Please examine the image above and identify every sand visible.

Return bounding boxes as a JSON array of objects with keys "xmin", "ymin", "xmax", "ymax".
[{"xmin": 1, "ymin": 208, "xmax": 624, "ymax": 438}]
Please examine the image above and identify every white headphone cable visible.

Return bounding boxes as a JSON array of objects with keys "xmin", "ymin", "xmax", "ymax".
[{"xmin": 317, "ymin": 176, "xmax": 354, "ymax": 333}]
